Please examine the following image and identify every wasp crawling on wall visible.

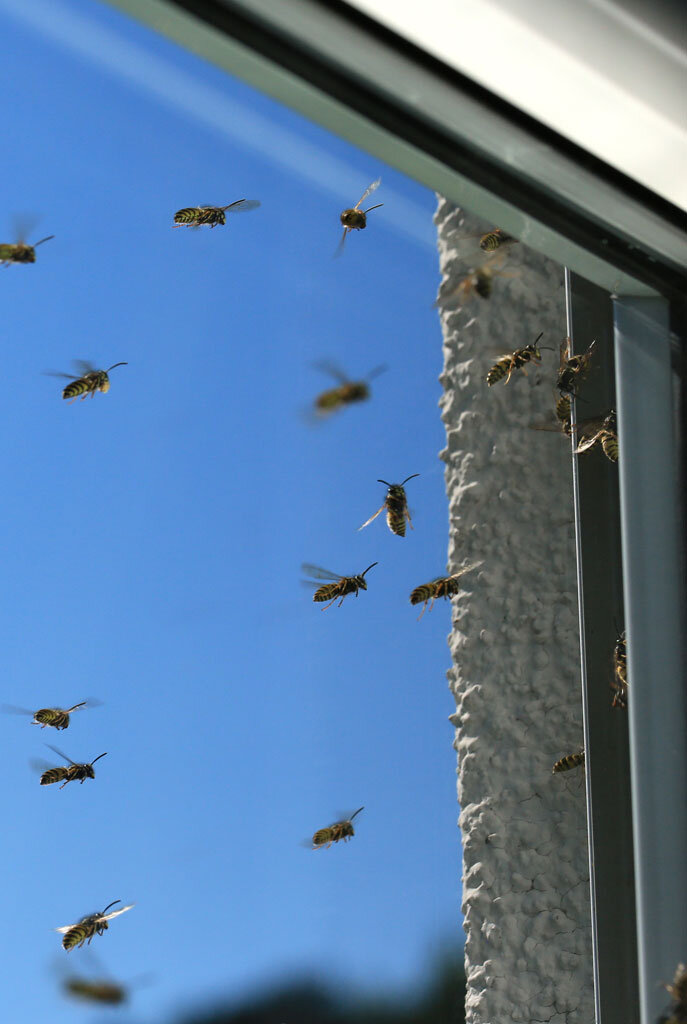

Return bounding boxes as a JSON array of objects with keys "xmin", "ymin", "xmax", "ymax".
[
  {"xmin": 359, "ymin": 474, "xmax": 419, "ymax": 537},
  {"xmin": 173, "ymin": 199, "xmax": 260, "ymax": 227},
  {"xmin": 552, "ymin": 750, "xmax": 585, "ymax": 774},
  {"xmin": 312, "ymin": 362, "xmax": 386, "ymax": 417},
  {"xmin": 0, "ymin": 233, "xmax": 54, "ymax": 266},
  {"xmin": 658, "ymin": 962, "xmax": 687, "ymax": 1024},
  {"xmin": 311, "ymin": 807, "xmax": 364, "ymax": 849},
  {"xmin": 56, "ymin": 901, "xmax": 134, "ymax": 951},
  {"xmin": 557, "ymin": 337, "xmax": 595, "ymax": 398},
  {"xmin": 410, "ymin": 562, "xmax": 483, "ymax": 620},
  {"xmin": 479, "ymin": 228, "xmax": 518, "ymax": 253},
  {"xmin": 2, "ymin": 701, "xmax": 90, "ymax": 730},
  {"xmin": 37, "ymin": 746, "xmax": 107, "ymax": 789},
  {"xmin": 45, "ymin": 361, "xmax": 128, "ymax": 401},
  {"xmin": 336, "ymin": 178, "xmax": 383, "ymax": 255},
  {"xmin": 611, "ymin": 630, "xmax": 628, "ymax": 709},
  {"xmin": 303, "ymin": 563, "xmax": 378, "ymax": 609},
  {"xmin": 486, "ymin": 333, "xmax": 547, "ymax": 386},
  {"xmin": 575, "ymin": 410, "xmax": 618, "ymax": 462}
]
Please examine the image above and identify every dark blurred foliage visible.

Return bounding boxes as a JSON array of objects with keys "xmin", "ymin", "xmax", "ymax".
[{"xmin": 174, "ymin": 952, "xmax": 466, "ymax": 1024}]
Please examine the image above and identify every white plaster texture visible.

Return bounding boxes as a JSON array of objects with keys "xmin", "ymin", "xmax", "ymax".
[{"xmin": 436, "ymin": 200, "xmax": 594, "ymax": 1024}]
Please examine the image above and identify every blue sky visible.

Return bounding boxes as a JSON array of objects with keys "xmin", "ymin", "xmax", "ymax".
[{"xmin": 0, "ymin": 0, "xmax": 464, "ymax": 1019}]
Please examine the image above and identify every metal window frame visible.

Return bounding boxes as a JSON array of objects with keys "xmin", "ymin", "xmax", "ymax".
[{"xmin": 103, "ymin": 3, "xmax": 687, "ymax": 1022}]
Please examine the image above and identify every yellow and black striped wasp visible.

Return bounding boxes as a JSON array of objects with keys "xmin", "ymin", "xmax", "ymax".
[
  {"xmin": 557, "ymin": 337, "xmax": 595, "ymax": 398},
  {"xmin": 658, "ymin": 962, "xmax": 687, "ymax": 1024},
  {"xmin": 575, "ymin": 410, "xmax": 618, "ymax": 462},
  {"xmin": 486, "ymin": 333, "xmax": 548, "ymax": 386},
  {"xmin": 2, "ymin": 700, "xmax": 90, "ymax": 731},
  {"xmin": 479, "ymin": 227, "xmax": 518, "ymax": 253},
  {"xmin": 45, "ymin": 360, "xmax": 127, "ymax": 401},
  {"xmin": 311, "ymin": 807, "xmax": 364, "ymax": 849},
  {"xmin": 37, "ymin": 746, "xmax": 107, "ymax": 789},
  {"xmin": 435, "ymin": 254, "xmax": 517, "ymax": 307},
  {"xmin": 302, "ymin": 563, "xmax": 378, "ymax": 609},
  {"xmin": 552, "ymin": 750, "xmax": 585, "ymax": 774},
  {"xmin": 56, "ymin": 901, "xmax": 134, "ymax": 951},
  {"xmin": 359, "ymin": 474, "xmax": 419, "ymax": 537},
  {"xmin": 64, "ymin": 976, "xmax": 128, "ymax": 1006},
  {"xmin": 336, "ymin": 178, "xmax": 383, "ymax": 255},
  {"xmin": 0, "ymin": 233, "xmax": 54, "ymax": 266},
  {"xmin": 312, "ymin": 362, "xmax": 386, "ymax": 417},
  {"xmin": 611, "ymin": 630, "xmax": 628, "ymax": 708},
  {"xmin": 410, "ymin": 562, "xmax": 482, "ymax": 620},
  {"xmin": 173, "ymin": 199, "xmax": 260, "ymax": 227}
]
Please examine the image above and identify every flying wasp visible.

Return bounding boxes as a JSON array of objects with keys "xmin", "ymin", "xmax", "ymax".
[
  {"xmin": 2, "ymin": 700, "xmax": 91, "ymax": 730},
  {"xmin": 575, "ymin": 410, "xmax": 618, "ymax": 462},
  {"xmin": 45, "ymin": 360, "xmax": 128, "ymax": 401},
  {"xmin": 0, "ymin": 233, "xmax": 54, "ymax": 266},
  {"xmin": 552, "ymin": 750, "xmax": 585, "ymax": 773},
  {"xmin": 64, "ymin": 976, "xmax": 127, "ymax": 1006},
  {"xmin": 435, "ymin": 257, "xmax": 516, "ymax": 306},
  {"xmin": 311, "ymin": 807, "xmax": 364, "ymax": 849},
  {"xmin": 173, "ymin": 199, "xmax": 260, "ymax": 228},
  {"xmin": 486, "ymin": 333, "xmax": 547, "ymax": 386},
  {"xmin": 410, "ymin": 561, "xmax": 483, "ymax": 620},
  {"xmin": 336, "ymin": 178, "xmax": 383, "ymax": 255},
  {"xmin": 557, "ymin": 337, "xmax": 595, "ymax": 397},
  {"xmin": 303, "ymin": 563, "xmax": 378, "ymax": 609},
  {"xmin": 56, "ymin": 901, "xmax": 134, "ymax": 951},
  {"xmin": 37, "ymin": 745, "xmax": 107, "ymax": 789},
  {"xmin": 312, "ymin": 362, "xmax": 386, "ymax": 416},
  {"xmin": 359, "ymin": 474, "xmax": 419, "ymax": 537},
  {"xmin": 611, "ymin": 630, "xmax": 628, "ymax": 709}
]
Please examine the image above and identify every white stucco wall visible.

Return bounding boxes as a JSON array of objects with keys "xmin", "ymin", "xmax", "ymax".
[{"xmin": 436, "ymin": 199, "xmax": 594, "ymax": 1023}]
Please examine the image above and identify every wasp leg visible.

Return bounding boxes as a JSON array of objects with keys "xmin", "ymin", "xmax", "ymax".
[
  {"xmin": 416, "ymin": 602, "xmax": 429, "ymax": 622},
  {"xmin": 322, "ymin": 595, "xmax": 339, "ymax": 610}
]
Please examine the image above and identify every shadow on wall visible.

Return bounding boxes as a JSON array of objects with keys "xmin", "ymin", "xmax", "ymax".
[{"xmin": 171, "ymin": 953, "xmax": 467, "ymax": 1024}]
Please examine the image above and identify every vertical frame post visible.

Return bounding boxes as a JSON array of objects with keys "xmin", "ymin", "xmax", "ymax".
[{"xmin": 613, "ymin": 297, "xmax": 687, "ymax": 1024}]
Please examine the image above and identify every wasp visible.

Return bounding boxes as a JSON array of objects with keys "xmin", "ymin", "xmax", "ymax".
[
  {"xmin": 552, "ymin": 750, "xmax": 585, "ymax": 773},
  {"xmin": 479, "ymin": 228, "xmax": 518, "ymax": 252},
  {"xmin": 659, "ymin": 962, "xmax": 687, "ymax": 1024},
  {"xmin": 486, "ymin": 333, "xmax": 547, "ymax": 386},
  {"xmin": 311, "ymin": 807, "xmax": 364, "ymax": 849},
  {"xmin": 611, "ymin": 630, "xmax": 628, "ymax": 708},
  {"xmin": 575, "ymin": 410, "xmax": 618, "ymax": 462},
  {"xmin": 45, "ymin": 360, "xmax": 128, "ymax": 401},
  {"xmin": 56, "ymin": 901, "xmax": 134, "ymax": 951},
  {"xmin": 173, "ymin": 199, "xmax": 260, "ymax": 227},
  {"xmin": 436, "ymin": 257, "xmax": 516, "ymax": 306},
  {"xmin": 38, "ymin": 746, "xmax": 107, "ymax": 789},
  {"xmin": 410, "ymin": 561, "xmax": 483, "ymax": 620},
  {"xmin": 64, "ymin": 976, "xmax": 127, "ymax": 1005},
  {"xmin": 303, "ymin": 563, "xmax": 378, "ymax": 609},
  {"xmin": 312, "ymin": 362, "xmax": 386, "ymax": 416},
  {"xmin": 336, "ymin": 178, "xmax": 383, "ymax": 254},
  {"xmin": 0, "ymin": 234, "xmax": 54, "ymax": 266},
  {"xmin": 557, "ymin": 337, "xmax": 595, "ymax": 397},
  {"xmin": 2, "ymin": 700, "xmax": 89, "ymax": 730},
  {"xmin": 359, "ymin": 474, "xmax": 419, "ymax": 537}
]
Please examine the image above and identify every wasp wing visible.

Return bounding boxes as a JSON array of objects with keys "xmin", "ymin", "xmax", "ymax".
[
  {"xmin": 559, "ymin": 337, "xmax": 572, "ymax": 369},
  {"xmin": 72, "ymin": 360, "xmax": 98, "ymax": 375},
  {"xmin": 334, "ymin": 227, "xmax": 348, "ymax": 258},
  {"xmin": 358, "ymin": 505, "xmax": 385, "ymax": 531},
  {"xmin": 2, "ymin": 703, "xmax": 34, "ymax": 716},
  {"xmin": 301, "ymin": 564, "xmax": 344, "ymax": 581},
  {"xmin": 312, "ymin": 360, "xmax": 349, "ymax": 383},
  {"xmin": 222, "ymin": 199, "xmax": 261, "ymax": 213},
  {"xmin": 43, "ymin": 372, "xmax": 80, "ymax": 381},
  {"xmin": 45, "ymin": 744, "xmax": 77, "ymax": 766},
  {"xmin": 354, "ymin": 178, "xmax": 381, "ymax": 210},
  {"xmin": 451, "ymin": 560, "xmax": 484, "ymax": 579},
  {"xmin": 55, "ymin": 923, "xmax": 80, "ymax": 934},
  {"xmin": 97, "ymin": 904, "xmax": 135, "ymax": 923}
]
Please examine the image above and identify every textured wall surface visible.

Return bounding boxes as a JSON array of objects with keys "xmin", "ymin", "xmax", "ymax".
[{"xmin": 435, "ymin": 200, "xmax": 594, "ymax": 1023}]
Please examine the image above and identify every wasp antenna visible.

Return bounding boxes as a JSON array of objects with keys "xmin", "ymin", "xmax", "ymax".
[
  {"xmin": 533, "ymin": 332, "xmax": 544, "ymax": 344},
  {"xmin": 364, "ymin": 203, "xmax": 384, "ymax": 214},
  {"xmin": 400, "ymin": 473, "xmax": 420, "ymax": 485},
  {"xmin": 67, "ymin": 702, "xmax": 88, "ymax": 713},
  {"xmin": 349, "ymin": 806, "xmax": 364, "ymax": 821},
  {"xmin": 33, "ymin": 235, "xmax": 55, "ymax": 248},
  {"xmin": 377, "ymin": 479, "xmax": 392, "ymax": 487},
  {"xmin": 101, "ymin": 900, "xmax": 121, "ymax": 915},
  {"xmin": 361, "ymin": 562, "xmax": 378, "ymax": 577},
  {"xmin": 90, "ymin": 753, "xmax": 108, "ymax": 765},
  {"xmin": 105, "ymin": 362, "xmax": 128, "ymax": 373}
]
